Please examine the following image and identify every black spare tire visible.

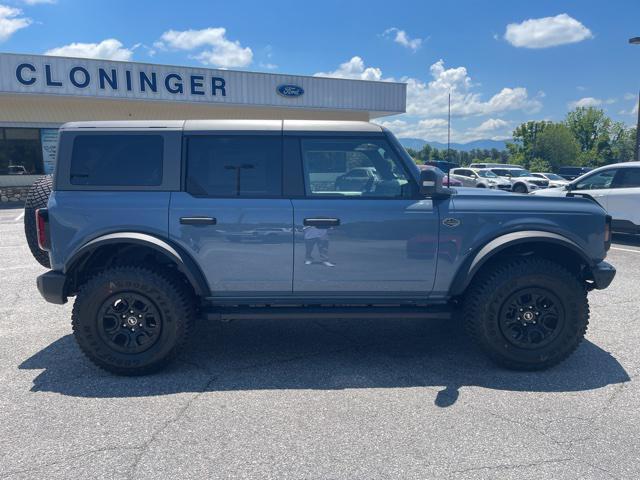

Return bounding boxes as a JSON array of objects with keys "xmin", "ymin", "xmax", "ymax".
[{"xmin": 24, "ymin": 175, "xmax": 53, "ymax": 268}]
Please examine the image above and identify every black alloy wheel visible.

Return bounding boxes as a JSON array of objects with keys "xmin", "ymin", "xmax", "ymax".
[
  {"xmin": 97, "ymin": 293, "xmax": 163, "ymax": 355},
  {"xmin": 498, "ymin": 288, "xmax": 564, "ymax": 349}
]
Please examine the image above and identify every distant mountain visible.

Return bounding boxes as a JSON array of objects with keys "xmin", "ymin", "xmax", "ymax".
[{"xmin": 398, "ymin": 137, "xmax": 508, "ymax": 152}]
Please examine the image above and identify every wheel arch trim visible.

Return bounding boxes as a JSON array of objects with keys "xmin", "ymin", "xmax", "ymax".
[
  {"xmin": 449, "ymin": 230, "xmax": 593, "ymax": 296},
  {"xmin": 64, "ymin": 232, "xmax": 210, "ymax": 297}
]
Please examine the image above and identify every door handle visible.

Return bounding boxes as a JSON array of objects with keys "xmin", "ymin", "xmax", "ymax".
[
  {"xmin": 180, "ymin": 216, "xmax": 217, "ymax": 225},
  {"xmin": 304, "ymin": 217, "xmax": 340, "ymax": 228}
]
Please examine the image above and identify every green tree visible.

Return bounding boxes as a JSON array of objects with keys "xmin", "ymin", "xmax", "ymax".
[
  {"xmin": 565, "ymin": 107, "xmax": 611, "ymax": 153},
  {"xmin": 535, "ymin": 123, "xmax": 579, "ymax": 170},
  {"xmin": 507, "ymin": 121, "xmax": 551, "ymax": 167},
  {"xmin": 609, "ymin": 123, "xmax": 637, "ymax": 163},
  {"xmin": 529, "ymin": 158, "xmax": 552, "ymax": 173}
]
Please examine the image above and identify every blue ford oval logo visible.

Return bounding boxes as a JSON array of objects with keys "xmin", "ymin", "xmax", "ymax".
[{"xmin": 277, "ymin": 84, "xmax": 304, "ymax": 97}]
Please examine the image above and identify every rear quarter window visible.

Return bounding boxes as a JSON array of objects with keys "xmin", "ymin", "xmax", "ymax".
[{"xmin": 70, "ymin": 134, "xmax": 163, "ymax": 186}]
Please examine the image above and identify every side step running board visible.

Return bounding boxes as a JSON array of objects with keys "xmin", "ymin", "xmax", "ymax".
[{"xmin": 203, "ymin": 306, "xmax": 451, "ymax": 321}]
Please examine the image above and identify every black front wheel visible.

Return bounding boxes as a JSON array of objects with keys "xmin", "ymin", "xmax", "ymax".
[
  {"xmin": 463, "ymin": 257, "xmax": 589, "ymax": 370},
  {"xmin": 72, "ymin": 266, "xmax": 195, "ymax": 375}
]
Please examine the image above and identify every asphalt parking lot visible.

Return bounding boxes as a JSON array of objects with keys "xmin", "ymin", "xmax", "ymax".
[{"xmin": 0, "ymin": 207, "xmax": 639, "ymax": 479}]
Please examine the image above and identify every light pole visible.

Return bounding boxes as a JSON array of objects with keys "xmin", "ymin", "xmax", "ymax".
[
  {"xmin": 447, "ymin": 92, "xmax": 451, "ymax": 162},
  {"xmin": 630, "ymin": 37, "xmax": 640, "ymax": 161}
]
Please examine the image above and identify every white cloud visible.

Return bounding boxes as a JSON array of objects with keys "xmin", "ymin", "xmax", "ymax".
[
  {"xmin": 21, "ymin": 0, "xmax": 56, "ymax": 4},
  {"xmin": 321, "ymin": 57, "xmax": 540, "ymax": 143},
  {"xmin": 464, "ymin": 118, "xmax": 512, "ymax": 141},
  {"xmin": 0, "ymin": 5, "xmax": 31, "ymax": 42},
  {"xmin": 619, "ymin": 100, "xmax": 639, "ymax": 116},
  {"xmin": 45, "ymin": 38, "xmax": 133, "ymax": 60},
  {"xmin": 382, "ymin": 27, "xmax": 422, "ymax": 51},
  {"xmin": 473, "ymin": 118, "xmax": 510, "ymax": 134},
  {"xmin": 405, "ymin": 59, "xmax": 542, "ymax": 117},
  {"xmin": 504, "ymin": 14, "xmax": 593, "ymax": 49},
  {"xmin": 624, "ymin": 93, "xmax": 637, "ymax": 101},
  {"xmin": 314, "ymin": 56, "xmax": 383, "ymax": 81},
  {"xmin": 157, "ymin": 27, "xmax": 252, "ymax": 68},
  {"xmin": 132, "ymin": 43, "xmax": 156, "ymax": 58},
  {"xmin": 379, "ymin": 117, "xmax": 512, "ymax": 143},
  {"xmin": 568, "ymin": 97, "xmax": 616, "ymax": 109},
  {"xmin": 377, "ymin": 118, "xmax": 451, "ymax": 142}
]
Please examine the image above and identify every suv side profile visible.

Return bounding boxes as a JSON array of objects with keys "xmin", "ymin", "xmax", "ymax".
[
  {"xmin": 532, "ymin": 162, "xmax": 640, "ymax": 233},
  {"xmin": 449, "ymin": 168, "xmax": 512, "ymax": 190},
  {"xmin": 489, "ymin": 168, "xmax": 548, "ymax": 193},
  {"xmin": 34, "ymin": 120, "xmax": 615, "ymax": 376}
]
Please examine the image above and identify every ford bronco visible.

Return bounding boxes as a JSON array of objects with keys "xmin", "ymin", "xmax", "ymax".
[{"xmin": 30, "ymin": 120, "xmax": 616, "ymax": 375}]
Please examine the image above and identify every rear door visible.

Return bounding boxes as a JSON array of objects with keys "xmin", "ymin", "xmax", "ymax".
[
  {"xmin": 451, "ymin": 169, "xmax": 474, "ymax": 186},
  {"xmin": 289, "ymin": 134, "xmax": 439, "ymax": 297},
  {"xmin": 169, "ymin": 131, "xmax": 294, "ymax": 296}
]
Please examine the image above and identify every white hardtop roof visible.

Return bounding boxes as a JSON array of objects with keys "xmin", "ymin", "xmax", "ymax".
[{"xmin": 60, "ymin": 119, "xmax": 384, "ymax": 132}]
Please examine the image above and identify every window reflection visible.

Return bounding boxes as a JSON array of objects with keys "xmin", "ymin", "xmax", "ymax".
[{"xmin": 0, "ymin": 128, "xmax": 45, "ymax": 175}]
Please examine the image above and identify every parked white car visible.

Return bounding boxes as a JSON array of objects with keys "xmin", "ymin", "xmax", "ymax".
[
  {"xmin": 449, "ymin": 168, "xmax": 512, "ymax": 190},
  {"xmin": 488, "ymin": 167, "xmax": 548, "ymax": 193},
  {"xmin": 530, "ymin": 172, "xmax": 570, "ymax": 188},
  {"xmin": 531, "ymin": 162, "xmax": 640, "ymax": 233}
]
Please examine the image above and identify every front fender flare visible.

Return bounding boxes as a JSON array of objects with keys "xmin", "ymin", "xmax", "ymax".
[
  {"xmin": 65, "ymin": 232, "xmax": 210, "ymax": 297},
  {"xmin": 449, "ymin": 230, "xmax": 593, "ymax": 296}
]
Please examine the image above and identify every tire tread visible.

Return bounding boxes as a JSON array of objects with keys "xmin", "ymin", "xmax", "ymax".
[
  {"xmin": 71, "ymin": 265, "xmax": 195, "ymax": 376},
  {"xmin": 463, "ymin": 257, "xmax": 589, "ymax": 370}
]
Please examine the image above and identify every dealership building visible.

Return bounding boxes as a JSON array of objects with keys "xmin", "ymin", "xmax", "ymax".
[{"xmin": 0, "ymin": 52, "xmax": 406, "ymax": 201}]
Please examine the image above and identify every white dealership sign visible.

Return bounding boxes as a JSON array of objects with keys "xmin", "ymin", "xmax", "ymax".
[{"xmin": 0, "ymin": 53, "xmax": 406, "ymax": 115}]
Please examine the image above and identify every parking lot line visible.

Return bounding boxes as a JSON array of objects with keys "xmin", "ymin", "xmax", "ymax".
[
  {"xmin": 14, "ymin": 211, "xmax": 24, "ymax": 221},
  {"xmin": 611, "ymin": 246, "xmax": 640, "ymax": 254}
]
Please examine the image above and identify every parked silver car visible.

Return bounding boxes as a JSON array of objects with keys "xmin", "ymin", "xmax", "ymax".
[
  {"xmin": 449, "ymin": 168, "xmax": 512, "ymax": 190},
  {"xmin": 530, "ymin": 172, "xmax": 570, "ymax": 188},
  {"xmin": 488, "ymin": 167, "xmax": 548, "ymax": 193}
]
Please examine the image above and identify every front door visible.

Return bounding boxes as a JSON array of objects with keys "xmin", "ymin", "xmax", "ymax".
[
  {"xmin": 292, "ymin": 136, "xmax": 439, "ymax": 297},
  {"xmin": 169, "ymin": 134, "xmax": 293, "ymax": 296},
  {"xmin": 570, "ymin": 168, "xmax": 617, "ymax": 211}
]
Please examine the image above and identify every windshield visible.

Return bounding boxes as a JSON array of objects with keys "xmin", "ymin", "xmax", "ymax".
[
  {"xmin": 508, "ymin": 169, "xmax": 532, "ymax": 177},
  {"xmin": 544, "ymin": 173, "xmax": 564, "ymax": 180},
  {"xmin": 476, "ymin": 170, "xmax": 498, "ymax": 178}
]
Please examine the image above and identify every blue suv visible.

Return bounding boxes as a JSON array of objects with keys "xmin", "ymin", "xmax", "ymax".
[{"xmin": 30, "ymin": 120, "xmax": 616, "ymax": 375}]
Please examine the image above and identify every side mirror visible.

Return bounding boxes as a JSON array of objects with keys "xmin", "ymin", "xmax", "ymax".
[
  {"xmin": 420, "ymin": 168, "xmax": 452, "ymax": 198},
  {"xmin": 565, "ymin": 183, "xmax": 573, "ymax": 192}
]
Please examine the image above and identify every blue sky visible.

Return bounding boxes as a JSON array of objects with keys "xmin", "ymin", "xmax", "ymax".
[{"xmin": 1, "ymin": 0, "xmax": 639, "ymax": 143}]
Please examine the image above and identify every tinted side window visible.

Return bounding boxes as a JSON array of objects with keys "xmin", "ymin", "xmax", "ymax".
[
  {"xmin": 613, "ymin": 168, "xmax": 640, "ymax": 188},
  {"xmin": 300, "ymin": 138, "xmax": 413, "ymax": 198},
  {"xmin": 70, "ymin": 135, "xmax": 163, "ymax": 186},
  {"xmin": 186, "ymin": 136, "xmax": 282, "ymax": 197},
  {"xmin": 575, "ymin": 169, "xmax": 617, "ymax": 190}
]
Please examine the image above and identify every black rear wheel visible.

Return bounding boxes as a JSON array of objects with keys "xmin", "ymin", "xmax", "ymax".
[
  {"xmin": 72, "ymin": 266, "xmax": 195, "ymax": 375},
  {"xmin": 24, "ymin": 175, "xmax": 53, "ymax": 268},
  {"xmin": 512, "ymin": 183, "xmax": 528, "ymax": 194},
  {"xmin": 463, "ymin": 257, "xmax": 589, "ymax": 370}
]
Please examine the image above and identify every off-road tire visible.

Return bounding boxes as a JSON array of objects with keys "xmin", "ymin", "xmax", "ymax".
[
  {"xmin": 512, "ymin": 183, "xmax": 528, "ymax": 194},
  {"xmin": 23, "ymin": 175, "xmax": 53, "ymax": 268},
  {"xmin": 72, "ymin": 266, "xmax": 195, "ymax": 375},
  {"xmin": 462, "ymin": 257, "xmax": 589, "ymax": 370}
]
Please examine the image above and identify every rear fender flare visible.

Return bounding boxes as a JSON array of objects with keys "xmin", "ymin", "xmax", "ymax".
[{"xmin": 64, "ymin": 232, "xmax": 210, "ymax": 297}]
